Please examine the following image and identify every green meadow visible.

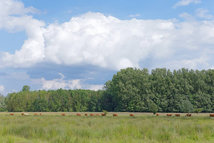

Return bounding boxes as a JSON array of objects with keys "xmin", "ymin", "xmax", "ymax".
[{"xmin": 0, "ymin": 113, "xmax": 214, "ymax": 143}]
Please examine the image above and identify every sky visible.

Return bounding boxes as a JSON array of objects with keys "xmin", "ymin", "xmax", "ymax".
[{"xmin": 0, "ymin": 0, "xmax": 214, "ymax": 95}]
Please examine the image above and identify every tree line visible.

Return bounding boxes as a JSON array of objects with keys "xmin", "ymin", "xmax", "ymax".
[{"xmin": 1, "ymin": 68, "xmax": 214, "ymax": 113}]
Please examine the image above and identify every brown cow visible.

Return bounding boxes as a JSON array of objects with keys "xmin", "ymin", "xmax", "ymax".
[{"xmin": 186, "ymin": 113, "xmax": 192, "ymax": 117}]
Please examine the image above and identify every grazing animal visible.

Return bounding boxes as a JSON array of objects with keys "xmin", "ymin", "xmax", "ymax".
[
  {"xmin": 10, "ymin": 113, "xmax": 14, "ymax": 116},
  {"xmin": 175, "ymin": 114, "xmax": 180, "ymax": 117},
  {"xmin": 101, "ymin": 113, "xmax": 106, "ymax": 116},
  {"xmin": 61, "ymin": 113, "xmax": 66, "ymax": 116},
  {"xmin": 210, "ymin": 114, "xmax": 214, "ymax": 117},
  {"xmin": 186, "ymin": 113, "xmax": 192, "ymax": 117},
  {"xmin": 167, "ymin": 114, "xmax": 172, "ymax": 116},
  {"xmin": 113, "ymin": 113, "xmax": 118, "ymax": 117},
  {"xmin": 21, "ymin": 113, "xmax": 29, "ymax": 116},
  {"xmin": 96, "ymin": 114, "xmax": 100, "ymax": 116},
  {"xmin": 85, "ymin": 113, "xmax": 88, "ymax": 116},
  {"xmin": 34, "ymin": 113, "xmax": 38, "ymax": 116},
  {"xmin": 156, "ymin": 113, "xmax": 159, "ymax": 116},
  {"xmin": 90, "ymin": 113, "xmax": 94, "ymax": 116},
  {"xmin": 129, "ymin": 114, "xmax": 134, "ymax": 117},
  {"xmin": 40, "ymin": 113, "xmax": 42, "ymax": 116},
  {"xmin": 76, "ymin": 113, "xmax": 81, "ymax": 116}
]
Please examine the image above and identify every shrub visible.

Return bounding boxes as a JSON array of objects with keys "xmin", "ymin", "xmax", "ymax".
[
  {"xmin": 148, "ymin": 102, "xmax": 158, "ymax": 115},
  {"xmin": 85, "ymin": 113, "xmax": 88, "ymax": 116},
  {"xmin": 102, "ymin": 110, "xmax": 108, "ymax": 116},
  {"xmin": 96, "ymin": 114, "xmax": 100, "ymax": 116},
  {"xmin": 194, "ymin": 108, "xmax": 203, "ymax": 114},
  {"xmin": 40, "ymin": 113, "xmax": 42, "ymax": 116}
]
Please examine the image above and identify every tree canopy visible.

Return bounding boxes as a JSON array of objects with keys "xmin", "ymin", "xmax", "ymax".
[{"xmin": 3, "ymin": 68, "xmax": 214, "ymax": 113}]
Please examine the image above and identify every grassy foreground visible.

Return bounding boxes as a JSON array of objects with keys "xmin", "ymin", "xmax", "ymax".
[{"xmin": 0, "ymin": 113, "xmax": 214, "ymax": 143}]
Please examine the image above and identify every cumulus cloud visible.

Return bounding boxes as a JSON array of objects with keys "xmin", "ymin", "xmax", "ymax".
[
  {"xmin": 174, "ymin": 0, "xmax": 201, "ymax": 8},
  {"xmin": 40, "ymin": 73, "xmax": 82, "ymax": 90},
  {"xmin": 34, "ymin": 73, "xmax": 103, "ymax": 90},
  {"xmin": 0, "ymin": 0, "xmax": 45, "ymax": 68},
  {"xmin": 0, "ymin": 85, "xmax": 4, "ymax": 92},
  {"xmin": 0, "ymin": 0, "xmax": 38, "ymax": 17},
  {"xmin": 0, "ymin": 0, "xmax": 214, "ymax": 70}
]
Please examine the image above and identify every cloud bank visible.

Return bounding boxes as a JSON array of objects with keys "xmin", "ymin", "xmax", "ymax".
[{"xmin": 0, "ymin": 0, "xmax": 214, "ymax": 70}]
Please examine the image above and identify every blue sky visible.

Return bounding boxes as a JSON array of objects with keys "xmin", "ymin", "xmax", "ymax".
[{"xmin": 0, "ymin": 0, "xmax": 214, "ymax": 95}]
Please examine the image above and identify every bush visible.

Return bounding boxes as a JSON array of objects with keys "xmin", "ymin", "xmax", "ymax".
[{"xmin": 102, "ymin": 110, "xmax": 108, "ymax": 116}]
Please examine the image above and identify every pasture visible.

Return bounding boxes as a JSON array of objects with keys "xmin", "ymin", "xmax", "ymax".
[{"xmin": 0, "ymin": 112, "xmax": 214, "ymax": 143}]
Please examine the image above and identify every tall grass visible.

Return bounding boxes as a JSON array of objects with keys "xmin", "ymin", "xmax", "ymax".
[{"xmin": 0, "ymin": 114, "xmax": 213, "ymax": 143}]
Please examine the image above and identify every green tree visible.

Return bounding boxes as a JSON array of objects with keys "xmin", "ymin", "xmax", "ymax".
[
  {"xmin": 22, "ymin": 85, "xmax": 30, "ymax": 92},
  {"xmin": 0, "ymin": 94, "xmax": 6, "ymax": 111}
]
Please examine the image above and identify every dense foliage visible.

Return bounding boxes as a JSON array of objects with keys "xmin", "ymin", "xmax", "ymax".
[
  {"xmin": 2, "ymin": 68, "xmax": 214, "ymax": 112},
  {"xmin": 5, "ymin": 89, "xmax": 103, "ymax": 112},
  {"xmin": 103, "ymin": 68, "xmax": 214, "ymax": 113}
]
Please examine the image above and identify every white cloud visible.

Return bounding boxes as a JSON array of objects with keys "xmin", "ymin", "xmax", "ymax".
[
  {"xmin": 129, "ymin": 14, "xmax": 141, "ymax": 18},
  {"xmin": 0, "ymin": 0, "xmax": 214, "ymax": 70},
  {"xmin": 41, "ymin": 77, "xmax": 81, "ymax": 90},
  {"xmin": 0, "ymin": 0, "xmax": 45, "ymax": 68},
  {"xmin": 174, "ymin": 0, "xmax": 201, "ymax": 8},
  {"xmin": 196, "ymin": 9, "xmax": 213, "ymax": 19},
  {"xmin": 33, "ymin": 73, "xmax": 103, "ymax": 91},
  {"xmin": 0, "ymin": 0, "xmax": 38, "ymax": 17},
  {"xmin": 0, "ymin": 85, "xmax": 4, "ymax": 92},
  {"xmin": 87, "ymin": 84, "xmax": 104, "ymax": 91},
  {"xmin": 158, "ymin": 55, "xmax": 210, "ymax": 69}
]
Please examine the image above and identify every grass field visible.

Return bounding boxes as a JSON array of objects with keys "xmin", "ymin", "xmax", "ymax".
[{"xmin": 0, "ymin": 112, "xmax": 214, "ymax": 143}]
